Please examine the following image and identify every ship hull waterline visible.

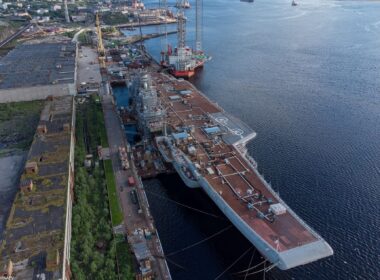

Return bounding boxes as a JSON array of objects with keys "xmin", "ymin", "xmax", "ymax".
[{"xmin": 158, "ymin": 148, "xmax": 333, "ymax": 270}]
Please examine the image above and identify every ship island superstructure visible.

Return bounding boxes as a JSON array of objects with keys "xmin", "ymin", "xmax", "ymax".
[{"xmin": 126, "ymin": 69, "xmax": 333, "ymax": 270}]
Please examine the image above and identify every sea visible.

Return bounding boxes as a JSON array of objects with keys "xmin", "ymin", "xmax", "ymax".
[{"xmin": 116, "ymin": 0, "xmax": 380, "ymax": 279}]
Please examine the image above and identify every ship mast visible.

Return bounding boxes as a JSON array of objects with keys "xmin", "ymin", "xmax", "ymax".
[
  {"xmin": 160, "ymin": 0, "xmax": 208, "ymax": 78},
  {"xmin": 176, "ymin": 0, "xmax": 186, "ymax": 71},
  {"xmin": 195, "ymin": 0, "xmax": 202, "ymax": 52},
  {"xmin": 177, "ymin": 1, "xmax": 186, "ymax": 49},
  {"xmin": 159, "ymin": 0, "xmax": 168, "ymax": 52}
]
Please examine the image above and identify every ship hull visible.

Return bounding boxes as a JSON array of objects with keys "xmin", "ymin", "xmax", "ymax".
[
  {"xmin": 198, "ymin": 176, "xmax": 332, "ymax": 270},
  {"xmin": 172, "ymin": 69, "xmax": 195, "ymax": 78},
  {"xmin": 158, "ymin": 141, "xmax": 333, "ymax": 269},
  {"xmin": 152, "ymin": 74, "xmax": 333, "ymax": 270},
  {"xmin": 171, "ymin": 61, "xmax": 205, "ymax": 78},
  {"xmin": 156, "ymin": 141, "xmax": 173, "ymax": 163}
]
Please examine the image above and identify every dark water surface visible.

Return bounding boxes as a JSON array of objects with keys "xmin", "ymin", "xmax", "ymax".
[{"xmin": 120, "ymin": 1, "xmax": 380, "ymax": 279}]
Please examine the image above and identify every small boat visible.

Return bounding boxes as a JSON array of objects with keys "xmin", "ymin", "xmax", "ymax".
[{"xmin": 292, "ymin": 0, "xmax": 298, "ymax": 6}]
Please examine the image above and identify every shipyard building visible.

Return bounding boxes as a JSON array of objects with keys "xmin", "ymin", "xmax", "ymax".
[
  {"xmin": 0, "ymin": 96, "xmax": 75, "ymax": 279},
  {"xmin": 0, "ymin": 42, "xmax": 77, "ymax": 103}
]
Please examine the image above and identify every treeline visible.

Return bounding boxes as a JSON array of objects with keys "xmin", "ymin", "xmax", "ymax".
[
  {"xmin": 70, "ymin": 98, "xmax": 118, "ymax": 279},
  {"xmin": 70, "ymin": 97, "xmax": 134, "ymax": 280},
  {"xmin": 70, "ymin": 165, "xmax": 117, "ymax": 279},
  {"xmin": 102, "ymin": 12, "xmax": 131, "ymax": 25}
]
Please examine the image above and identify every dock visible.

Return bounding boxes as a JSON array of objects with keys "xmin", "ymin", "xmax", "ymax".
[
  {"xmin": 75, "ymin": 43, "xmax": 171, "ymax": 279},
  {"xmin": 113, "ymin": 19, "xmax": 177, "ymax": 29},
  {"xmin": 102, "ymin": 95, "xmax": 172, "ymax": 279},
  {"xmin": 101, "ymin": 44, "xmax": 333, "ymax": 271}
]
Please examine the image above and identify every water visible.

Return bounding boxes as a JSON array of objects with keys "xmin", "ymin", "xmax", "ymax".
[
  {"xmin": 112, "ymin": 85, "xmax": 140, "ymax": 144},
  {"xmin": 119, "ymin": 1, "xmax": 380, "ymax": 279}
]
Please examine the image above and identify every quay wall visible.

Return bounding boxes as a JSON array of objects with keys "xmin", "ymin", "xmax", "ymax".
[
  {"xmin": 0, "ymin": 83, "xmax": 76, "ymax": 103},
  {"xmin": 62, "ymin": 97, "xmax": 76, "ymax": 280}
]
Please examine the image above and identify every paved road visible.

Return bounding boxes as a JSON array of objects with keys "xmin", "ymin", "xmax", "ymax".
[
  {"xmin": 102, "ymin": 95, "xmax": 171, "ymax": 280},
  {"xmin": 72, "ymin": 27, "xmax": 92, "ymax": 44},
  {"xmin": 76, "ymin": 46, "xmax": 102, "ymax": 85}
]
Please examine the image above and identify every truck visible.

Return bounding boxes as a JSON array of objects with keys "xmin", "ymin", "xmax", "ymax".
[
  {"xmin": 128, "ymin": 176, "xmax": 136, "ymax": 186},
  {"xmin": 129, "ymin": 189, "xmax": 138, "ymax": 204}
]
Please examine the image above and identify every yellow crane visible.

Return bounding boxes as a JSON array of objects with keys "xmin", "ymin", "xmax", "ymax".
[{"xmin": 96, "ymin": 13, "xmax": 106, "ymax": 69}]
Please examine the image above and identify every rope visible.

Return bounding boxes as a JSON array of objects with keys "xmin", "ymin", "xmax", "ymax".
[
  {"xmin": 153, "ymin": 253, "xmax": 186, "ymax": 270},
  {"xmin": 263, "ymin": 261, "xmax": 266, "ymax": 280},
  {"xmin": 232, "ymin": 259, "xmax": 267, "ymax": 275},
  {"xmin": 166, "ymin": 225, "xmax": 233, "ymax": 257},
  {"xmin": 165, "ymin": 257, "xmax": 186, "ymax": 270},
  {"xmin": 241, "ymin": 266, "xmax": 268, "ymax": 277},
  {"xmin": 145, "ymin": 190, "xmax": 225, "ymax": 219},
  {"xmin": 244, "ymin": 248, "xmax": 256, "ymax": 280},
  {"xmin": 242, "ymin": 261, "xmax": 278, "ymax": 277},
  {"xmin": 213, "ymin": 246, "xmax": 253, "ymax": 280}
]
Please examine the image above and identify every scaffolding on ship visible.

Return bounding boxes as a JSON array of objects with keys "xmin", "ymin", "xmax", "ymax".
[{"xmin": 130, "ymin": 73, "xmax": 166, "ymax": 138}]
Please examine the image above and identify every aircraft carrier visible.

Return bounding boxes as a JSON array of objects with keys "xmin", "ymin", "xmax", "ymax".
[{"xmin": 127, "ymin": 69, "xmax": 333, "ymax": 270}]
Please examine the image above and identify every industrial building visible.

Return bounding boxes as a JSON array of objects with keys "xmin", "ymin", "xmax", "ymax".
[
  {"xmin": 0, "ymin": 96, "xmax": 75, "ymax": 280},
  {"xmin": 0, "ymin": 42, "xmax": 77, "ymax": 103}
]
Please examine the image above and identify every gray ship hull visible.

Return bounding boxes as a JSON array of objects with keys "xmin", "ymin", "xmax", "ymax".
[
  {"xmin": 198, "ymin": 176, "xmax": 333, "ymax": 270},
  {"xmin": 157, "ymin": 138, "xmax": 333, "ymax": 270},
  {"xmin": 172, "ymin": 160, "xmax": 201, "ymax": 188}
]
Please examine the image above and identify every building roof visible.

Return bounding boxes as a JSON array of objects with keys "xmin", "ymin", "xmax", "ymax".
[
  {"xmin": 204, "ymin": 126, "xmax": 221, "ymax": 135},
  {"xmin": 131, "ymin": 242, "xmax": 151, "ymax": 261},
  {"xmin": 0, "ymin": 96, "xmax": 74, "ymax": 279},
  {"xmin": 172, "ymin": 132, "xmax": 188, "ymax": 140},
  {"xmin": 0, "ymin": 42, "xmax": 76, "ymax": 90}
]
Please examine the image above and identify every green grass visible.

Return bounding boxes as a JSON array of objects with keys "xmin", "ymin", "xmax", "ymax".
[
  {"xmin": 63, "ymin": 30, "xmax": 76, "ymax": 39},
  {"xmin": 104, "ymin": 160, "xmax": 123, "ymax": 226},
  {"xmin": 0, "ymin": 100, "xmax": 44, "ymax": 153},
  {"xmin": 97, "ymin": 109, "xmax": 109, "ymax": 147},
  {"xmin": 85, "ymin": 95, "xmax": 109, "ymax": 150},
  {"xmin": 0, "ymin": 100, "xmax": 44, "ymax": 122},
  {"xmin": 8, "ymin": 21, "xmax": 24, "ymax": 29},
  {"xmin": 78, "ymin": 31, "xmax": 93, "ymax": 45}
]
